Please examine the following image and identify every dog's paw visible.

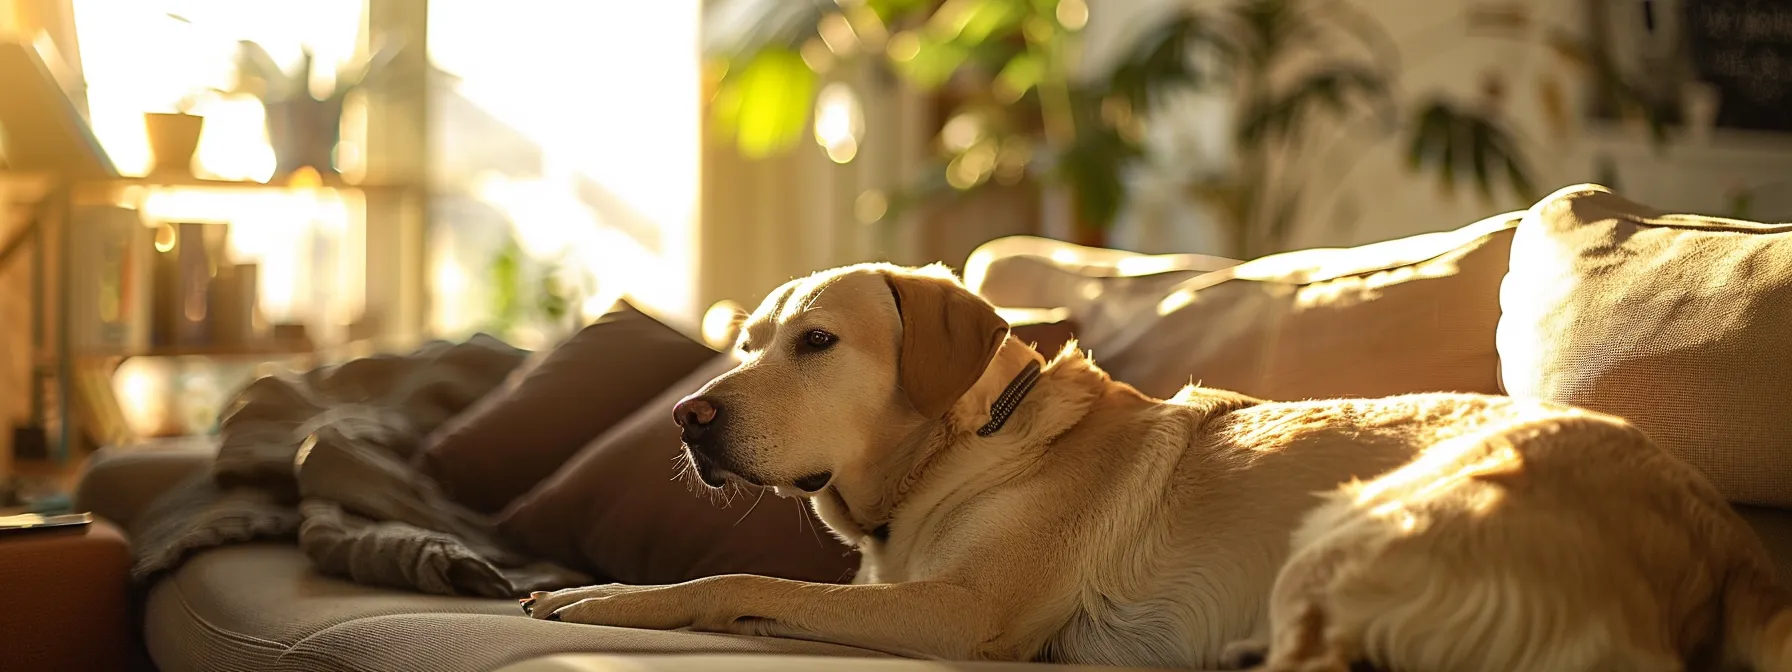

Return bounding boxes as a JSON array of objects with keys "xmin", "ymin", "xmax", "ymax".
[
  {"xmin": 1219, "ymin": 639, "xmax": 1270, "ymax": 670},
  {"xmin": 525, "ymin": 584, "xmax": 652, "ymax": 621}
]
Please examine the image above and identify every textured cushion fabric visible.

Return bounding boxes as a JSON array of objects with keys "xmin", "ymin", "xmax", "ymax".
[
  {"xmin": 1497, "ymin": 184, "xmax": 1792, "ymax": 507},
  {"xmin": 1087, "ymin": 212, "xmax": 1521, "ymax": 401},
  {"xmin": 283, "ymin": 615, "xmax": 884, "ymax": 672},
  {"xmin": 498, "ymin": 356, "xmax": 859, "ymax": 586},
  {"xmin": 1738, "ymin": 506, "xmax": 1792, "ymax": 586},
  {"xmin": 963, "ymin": 235, "xmax": 1238, "ymax": 351},
  {"xmin": 141, "ymin": 543, "xmax": 877, "ymax": 672},
  {"xmin": 417, "ymin": 302, "xmax": 720, "ymax": 514},
  {"xmin": 495, "ymin": 654, "xmax": 1180, "ymax": 672},
  {"xmin": 0, "ymin": 518, "xmax": 152, "ymax": 671}
]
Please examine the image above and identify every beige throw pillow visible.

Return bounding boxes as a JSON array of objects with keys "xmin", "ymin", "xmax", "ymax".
[
  {"xmin": 1498, "ymin": 184, "xmax": 1792, "ymax": 507},
  {"xmin": 1093, "ymin": 213, "xmax": 1522, "ymax": 401}
]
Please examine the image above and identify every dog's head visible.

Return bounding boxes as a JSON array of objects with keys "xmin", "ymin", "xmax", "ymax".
[{"xmin": 673, "ymin": 263, "xmax": 1009, "ymax": 493}]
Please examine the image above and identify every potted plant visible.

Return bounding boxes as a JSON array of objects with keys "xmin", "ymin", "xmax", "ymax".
[
  {"xmin": 227, "ymin": 38, "xmax": 405, "ymax": 179},
  {"xmin": 702, "ymin": 0, "xmax": 1671, "ymax": 258}
]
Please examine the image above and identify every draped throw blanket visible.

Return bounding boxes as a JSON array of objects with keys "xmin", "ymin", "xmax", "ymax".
[{"xmin": 128, "ymin": 335, "xmax": 590, "ymax": 597}]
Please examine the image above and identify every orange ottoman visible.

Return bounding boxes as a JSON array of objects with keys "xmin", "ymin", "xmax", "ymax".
[{"xmin": 0, "ymin": 517, "xmax": 151, "ymax": 671}]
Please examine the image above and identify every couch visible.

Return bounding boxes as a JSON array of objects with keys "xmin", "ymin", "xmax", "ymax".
[{"xmin": 70, "ymin": 186, "xmax": 1792, "ymax": 671}]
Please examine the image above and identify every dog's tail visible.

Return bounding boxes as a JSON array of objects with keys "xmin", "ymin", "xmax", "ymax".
[{"xmin": 1724, "ymin": 563, "xmax": 1792, "ymax": 672}]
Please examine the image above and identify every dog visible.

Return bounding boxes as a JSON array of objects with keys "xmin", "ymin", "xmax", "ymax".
[{"xmin": 523, "ymin": 262, "xmax": 1792, "ymax": 671}]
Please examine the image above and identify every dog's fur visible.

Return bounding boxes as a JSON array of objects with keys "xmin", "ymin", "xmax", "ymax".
[{"xmin": 525, "ymin": 263, "xmax": 1792, "ymax": 671}]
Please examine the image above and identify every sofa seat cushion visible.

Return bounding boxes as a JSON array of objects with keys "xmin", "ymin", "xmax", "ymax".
[
  {"xmin": 494, "ymin": 654, "xmax": 1186, "ymax": 672},
  {"xmin": 144, "ymin": 543, "xmax": 881, "ymax": 672}
]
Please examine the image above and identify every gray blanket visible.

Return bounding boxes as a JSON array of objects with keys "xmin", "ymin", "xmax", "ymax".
[{"xmin": 128, "ymin": 335, "xmax": 590, "ymax": 597}]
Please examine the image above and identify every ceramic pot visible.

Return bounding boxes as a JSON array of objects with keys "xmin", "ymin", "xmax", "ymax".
[{"xmin": 143, "ymin": 112, "xmax": 205, "ymax": 177}]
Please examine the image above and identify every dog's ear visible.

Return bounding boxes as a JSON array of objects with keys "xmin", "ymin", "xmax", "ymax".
[{"xmin": 885, "ymin": 268, "xmax": 1010, "ymax": 419}]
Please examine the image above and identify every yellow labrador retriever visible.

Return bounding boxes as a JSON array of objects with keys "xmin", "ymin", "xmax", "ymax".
[{"xmin": 523, "ymin": 263, "xmax": 1792, "ymax": 672}]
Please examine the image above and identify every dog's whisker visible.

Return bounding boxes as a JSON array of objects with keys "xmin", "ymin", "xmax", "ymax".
[{"xmin": 733, "ymin": 489, "xmax": 767, "ymax": 527}]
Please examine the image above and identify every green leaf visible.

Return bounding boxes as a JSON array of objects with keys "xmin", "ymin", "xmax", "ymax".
[
  {"xmin": 891, "ymin": 37, "xmax": 972, "ymax": 87},
  {"xmin": 928, "ymin": 0, "xmax": 1027, "ymax": 46},
  {"xmin": 712, "ymin": 48, "xmax": 818, "ymax": 158},
  {"xmin": 866, "ymin": 0, "xmax": 934, "ymax": 22},
  {"xmin": 995, "ymin": 52, "xmax": 1045, "ymax": 100}
]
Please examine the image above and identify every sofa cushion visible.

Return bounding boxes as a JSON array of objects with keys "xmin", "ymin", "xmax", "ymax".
[
  {"xmin": 1498, "ymin": 184, "xmax": 1792, "ymax": 507},
  {"xmin": 497, "ymin": 357, "xmax": 859, "ymax": 585},
  {"xmin": 417, "ymin": 302, "xmax": 719, "ymax": 514},
  {"xmin": 284, "ymin": 615, "xmax": 883, "ymax": 672},
  {"xmin": 1084, "ymin": 212, "xmax": 1521, "ymax": 400},
  {"xmin": 963, "ymin": 235, "xmax": 1238, "ymax": 351},
  {"xmin": 494, "ymin": 654, "xmax": 1183, "ymax": 672},
  {"xmin": 142, "ymin": 543, "xmax": 878, "ymax": 672}
]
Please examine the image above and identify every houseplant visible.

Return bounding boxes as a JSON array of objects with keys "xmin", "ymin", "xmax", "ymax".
[
  {"xmin": 227, "ymin": 38, "xmax": 404, "ymax": 178},
  {"xmin": 703, "ymin": 0, "xmax": 1669, "ymax": 258},
  {"xmin": 164, "ymin": 12, "xmax": 404, "ymax": 179}
]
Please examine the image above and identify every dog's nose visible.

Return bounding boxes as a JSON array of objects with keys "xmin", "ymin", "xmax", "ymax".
[{"xmin": 673, "ymin": 396, "xmax": 718, "ymax": 430}]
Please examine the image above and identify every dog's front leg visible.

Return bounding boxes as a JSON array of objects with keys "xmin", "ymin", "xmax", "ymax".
[{"xmin": 525, "ymin": 575, "xmax": 1002, "ymax": 659}]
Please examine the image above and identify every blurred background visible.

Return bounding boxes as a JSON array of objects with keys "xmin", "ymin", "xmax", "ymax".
[{"xmin": 2, "ymin": 0, "xmax": 1790, "ymax": 503}]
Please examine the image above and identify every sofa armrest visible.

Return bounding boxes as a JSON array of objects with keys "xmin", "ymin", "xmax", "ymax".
[{"xmin": 74, "ymin": 436, "xmax": 219, "ymax": 531}]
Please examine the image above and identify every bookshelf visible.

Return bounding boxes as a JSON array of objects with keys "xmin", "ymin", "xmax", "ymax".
[{"xmin": 1, "ymin": 168, "xmax": 415, "ymax": 465}]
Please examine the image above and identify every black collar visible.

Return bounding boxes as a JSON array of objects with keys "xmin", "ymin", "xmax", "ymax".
[{"xmin": 975, "ymin": 360, "xmax": 1042, "ymax": 437}]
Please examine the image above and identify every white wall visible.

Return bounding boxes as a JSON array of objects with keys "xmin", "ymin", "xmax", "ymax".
[{"xmin": 1088, "ymin": 0, "xmax": 1792, "ymax": 258}]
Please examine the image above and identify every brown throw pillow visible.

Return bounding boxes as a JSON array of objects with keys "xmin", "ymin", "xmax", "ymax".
[
  {"xmin": 416, "ymin": 301, "xmax": 719, "ymax": 513},
  {"xmin": 1498, "ymin": 184, "xmax": 1792, "ymax": 507},
  {"xmin": 497, "ymin": 356, "xmax": 859, "ymax": 585},
  {"xmin": 1089, "ymin": 212, "xmax": 1521, "ymax": 401},
  {"xmin": 1003, "ymin": 308, "xmax": 1079, "ymax": 358}
]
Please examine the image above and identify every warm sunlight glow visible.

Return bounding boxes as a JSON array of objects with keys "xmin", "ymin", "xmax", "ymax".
[
  {"xmin": 814, "ymin": 83, "xmax": 864, "ymax": 164},
  {"xmin": 701, "ymin": 299, "xmax": 746, "ymax": 349},
  {"xmin": 137, "ymin": 187, "xmax": 364, "ymax": 333},
  {"xmin": 72, "ymin": 0, "xmax": 364, "ymax": 178},
  {"xmin": 855, "ymin": 189, "xmax": 888, "ymax": 224},
  {"xmin": 1056, "ymin": 0, "xmax": 1089, "ymax": 31},
  {"xmin": 429, "ymin": 0, "xmax": 702, "ymax": 323},
  {"xmin": 941, "ymin": 113, "xmax": 983, "ymax": 153},
  {"xmin": 189, "ymin": 95, "xmax": 278, "ymax": 182},
  {"xmin": 887, "ymin": 31, "xmax": 921, "ymax": 61},
  {"xmin": 112, "ymin": 356, "xmax": 173, "ymax": 437}
]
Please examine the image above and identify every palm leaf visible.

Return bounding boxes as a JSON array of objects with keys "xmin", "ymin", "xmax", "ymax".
[
  {"xmin": 1468, "ymin": 118, "xmax": 1493, "ymax": 202},
  {"xmin": 1106, "ymin": 14, "xmax": 1223, "ymax": 110},
  {"xmin": 1239, "ymin": 65, "xmax": 1389, "ymax": 146},
  {"xmin": 1405, "ymin": 100, "xmax": 1537, "ymax": 204}
]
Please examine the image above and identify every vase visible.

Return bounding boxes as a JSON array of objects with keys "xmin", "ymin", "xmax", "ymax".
[{"xmin": 143, "ymin": 112, "xmax": 205, "ymax": 177}]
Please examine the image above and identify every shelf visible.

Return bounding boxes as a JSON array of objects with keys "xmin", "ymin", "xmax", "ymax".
[
  {"xmin": 0, "ymin": 169, "xmax": 411, "ymax": 195},
  {"xmin": 33, "ymin": 339, "xmax": 320, "ymax": 368}
]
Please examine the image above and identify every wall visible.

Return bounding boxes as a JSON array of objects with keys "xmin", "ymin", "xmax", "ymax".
[{"xmin": 1087, "ymin": 0, "xmax": 1792, "ymax": 259}]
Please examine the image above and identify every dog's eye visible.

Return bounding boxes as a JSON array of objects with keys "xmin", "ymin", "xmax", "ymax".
[{"xmin": 800, "ymin": 329, "xmax": 838, "ymax": 352}]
